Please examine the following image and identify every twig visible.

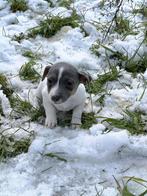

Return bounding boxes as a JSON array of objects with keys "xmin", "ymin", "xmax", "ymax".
[{"xmin": 103, "ymin": 0, "xmax": 124, "ymax": 41}]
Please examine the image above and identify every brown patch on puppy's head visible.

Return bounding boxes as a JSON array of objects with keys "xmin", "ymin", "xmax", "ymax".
[
  {"xmin": 42, "ymin": 65, "xmax": 51, "ymax": 81},
  {"xmin": 79, "ymin": 72, "xmax": 92, "ymax": 84}
]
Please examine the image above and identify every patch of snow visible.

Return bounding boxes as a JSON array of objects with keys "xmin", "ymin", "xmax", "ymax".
[
  {"xmin": 0, "ymin": 126, "xmax": 147, "ymax": 195},
  {"xmin": 0, "ymin": 90, "xmax": 11, "ymax": 117},
  {"xmin": 28, "ymin": 0, "xmax": 49, "ymax": 13},
  {"xmin": 112, "ymin": 35, "xmax": 145, "ymax": 59},
  {"xmin": 90, "ymin": 124, "xmax": 106, "ymax": 136}
]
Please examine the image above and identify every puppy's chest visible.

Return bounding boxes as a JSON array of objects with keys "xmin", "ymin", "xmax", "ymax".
[{"xmin": 52, "ymin": 83, "xmax": 86, "ymax": 111}]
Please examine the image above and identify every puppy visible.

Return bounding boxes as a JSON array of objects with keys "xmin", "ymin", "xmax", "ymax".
[{"xmin": 36, "ymin": 62, "xmax": 90, "ymax": 128}]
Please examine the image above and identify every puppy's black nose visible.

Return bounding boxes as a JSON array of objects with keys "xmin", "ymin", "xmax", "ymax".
[{"xmin": 51, "ymin": 95, "xmax": 60, "ymax": 102}]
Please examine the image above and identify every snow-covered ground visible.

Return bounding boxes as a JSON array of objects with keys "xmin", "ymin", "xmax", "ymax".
[{"xmin": 0, "ymin": 0, "xmax": 147, "ymax": 195}]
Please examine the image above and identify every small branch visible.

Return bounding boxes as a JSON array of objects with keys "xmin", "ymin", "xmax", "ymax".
[{"xmin": 103, "ymin": 0, "xmax": 124, "ymax": 41}]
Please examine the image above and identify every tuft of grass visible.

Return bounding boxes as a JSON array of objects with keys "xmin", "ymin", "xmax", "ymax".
[
  {"xmin": 99, "ymin": 0, "xmax": 105, "ymax": 9},
  {"xmin": 103, "ymin": 40, "xmax": 146, "ymax": 76},
  {"xmin": 19, "ymin": 60, "xmax": 41, "ymax": 82},
  {"xmin": 96, "ymin": 94, "xmax": 108, "ymax": 107},
  {"xmin": 109, "ymin": 51, "xmax": 128, "ymax": 62},
  {"xmin": 102, "ymin": 44, "xmax": 128, "ymax": 61},
  {"xmin": 10, "ymin": 94, "xmax": 44, "ymax": 121},
  {"xmin": 133, "ymin": 6, "xmax": 147, "ymax": 17},
  {"xmin": 10, "ymin": 94, "xmax": 33, "ymax": 116},
  {"xmin": 27, "ymin": 10, "xmax": 79, "ymax": 38},
  {"xmin": 90, "ymin": 42, "xmax": 101, "ymax": 57},
  {"xmin": 12, "ymin": 10, "xmax": 80, "ymax": 42},
  {"xmin": 57, "ymin": 0, "xmax": 73, "ymax": 8},
  {"xmin": 119, "ymin": 36, "xmax": 145, "ymax": 75},
  {"xmin": 114, "ymin": 176, "xmax": 147, "ymax": 196},
  {"xmin": 43, "ymin": 141, "xmax": 67, "ymax": 162},
  {"xmin": 102, "ymin": 109, "xmax": 146, "ymax": 135},
  {"xmin": 0, "ymin": 134, "xmax": 32, "ymax": 161},
  {"xmin": 91, "ymin": 42, "xmax": 128, "ymax": 61},
  {"xmin": 0, "ymin": 73, "xmax": 14, "ymax": 98},
  {"xmin": 22, "ymin": 50, "xmax": 41, "ymax": 60},
  {"xmin": 45, "ymin": 152, "xmax": 67, "ymax": 162},
  {"xmin": 114, "ymin": 15, "xmax": 133, "ymax": 35},
  {"xmin": 92, "ymin": 41, "xmax": 146, "ymax": 77},
  {"xmin": 8, "ymin": 0, "xmax": 28, "ymax": 12},
  {"xmin": 81, "ymin": 112, "xmax": 97, "ymax": 129},
  {"xmin": 86, "ymin": 66, "xmax": 120, "ymax": 94},
  {"xmin": 125, "ymin": 54, "xmax": 147, "ymax": 76}
]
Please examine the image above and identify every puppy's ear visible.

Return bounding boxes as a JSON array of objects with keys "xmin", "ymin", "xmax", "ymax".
[
  {"xmin": 42, "ymin": 66, "xmax": 51, "ymax": 81},
  {"xmin": 79, "ymin": 72, "xmax": 92, "ymax": 84}
]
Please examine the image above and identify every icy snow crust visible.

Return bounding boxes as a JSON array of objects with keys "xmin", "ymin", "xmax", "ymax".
[{"xmin": 0, "ymin": 0, "xmax": 147, "ymax": 195}]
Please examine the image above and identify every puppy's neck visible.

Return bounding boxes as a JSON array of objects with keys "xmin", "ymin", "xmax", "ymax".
[{"xmin": 52, "ymin": 84, "xmax": 86, "ymax": 111}]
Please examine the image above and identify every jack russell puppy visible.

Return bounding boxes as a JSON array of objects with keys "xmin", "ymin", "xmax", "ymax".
[{"xmin": 36, "ymin": 62, "xmax": 90, "ymax": 129}]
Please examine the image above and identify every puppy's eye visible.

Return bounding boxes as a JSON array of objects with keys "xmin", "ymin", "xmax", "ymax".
[
  {"xmin": 48, "ymin": 78, "xmax": 54, "ymax": 85},
  {"xmin": 66, "ymin": 80, "xmax": 73, "ymax": 90}
]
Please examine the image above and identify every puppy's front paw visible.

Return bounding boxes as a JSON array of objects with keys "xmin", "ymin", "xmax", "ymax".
[{"xmin": 45, "ymin": 117, "xmax": 57, "ymax": 128}]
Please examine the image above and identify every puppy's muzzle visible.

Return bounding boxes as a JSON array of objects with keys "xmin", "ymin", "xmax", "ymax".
[{"xmin": 51, "ymin": 95, "xmax": 61, "ymax": 103}]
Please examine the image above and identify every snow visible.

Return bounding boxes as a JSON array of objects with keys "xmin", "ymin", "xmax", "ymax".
[
  {"xmin": 0, "ymin": 35, "xmax": 26, "ymax": 73},
  {"xmin": 0, "ymin": 126, "xmax": 147, "ymax": 196},
  {"xmin": 0, "ymin": 0, "xmax": 147, "ymax": 195},
  {"xmin": 28, "ymin": 0, "xmax": 51, "ymax": 14},
  {"xmin": 0, "ymin": 35, "xmax": 15, "ymax": 60},
  {"xmin": 90, "ymin": 124, "xmax": 106, "ymax": 136},
  {"xmin": 0, "ymin": 90, "xmax": 12, "ymax": 117}
]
